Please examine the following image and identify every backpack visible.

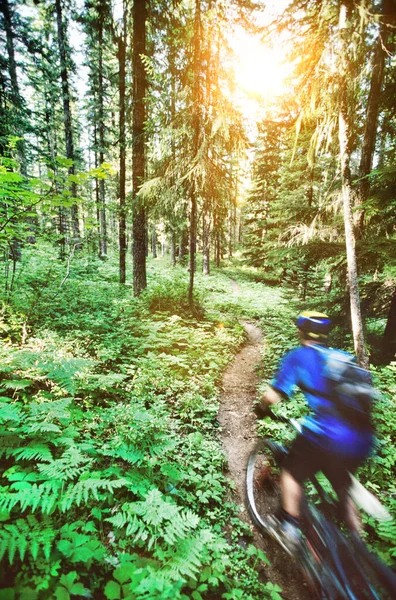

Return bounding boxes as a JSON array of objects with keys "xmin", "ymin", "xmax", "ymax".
[{"xmin": 313, "ymin": 346, "xmax": 376, "ymax": 430}]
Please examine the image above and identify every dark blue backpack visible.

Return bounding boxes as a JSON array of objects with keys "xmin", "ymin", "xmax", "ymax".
[{"xmin": 314, "ymin": 346, "xmax": 376, "ymax": 430}]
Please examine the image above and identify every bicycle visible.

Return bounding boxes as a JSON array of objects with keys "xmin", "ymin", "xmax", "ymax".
[{"xmin": 246, "ymin": 412, "xmax": 396, "ymax": 599}]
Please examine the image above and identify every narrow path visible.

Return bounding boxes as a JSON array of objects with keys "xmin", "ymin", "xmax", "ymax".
[{"xmin": 218, "ymin": 299, "xmax": 308, "ymax": 598}]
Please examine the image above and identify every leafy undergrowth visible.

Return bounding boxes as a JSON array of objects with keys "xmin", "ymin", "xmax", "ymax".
[{"xmin": 0, "ymin": 250, "xmax": 287, "ymax": 600}]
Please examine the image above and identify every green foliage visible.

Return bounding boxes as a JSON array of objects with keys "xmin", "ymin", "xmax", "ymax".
[
  {"xmin": 0, "ymin": 253, "xmax": 277, "ymax": 599},
  {"xmin": 1, "ymin": 248, "xmax": 394, "ymax": 597}
]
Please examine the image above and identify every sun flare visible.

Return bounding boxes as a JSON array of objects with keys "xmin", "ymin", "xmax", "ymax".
[{"xmin": 230, "ymin": 29, "xmax": 292, "ymax": 116}]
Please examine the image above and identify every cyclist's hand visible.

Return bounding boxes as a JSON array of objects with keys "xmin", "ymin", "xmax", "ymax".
[{"xmin": 254, "ymin": 403, "xmax": 270, "ymax": 420}]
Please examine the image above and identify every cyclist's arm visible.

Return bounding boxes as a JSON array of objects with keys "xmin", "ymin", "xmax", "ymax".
[
  {"xmin": 257, "ymin": 349, "xmax": 298, "ymax": 415},
  {"xmin": 262, "ymin": 385, "xmax": 283, "ymax": 407}
]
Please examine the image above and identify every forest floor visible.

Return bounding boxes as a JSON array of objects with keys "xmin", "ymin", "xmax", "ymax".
[{"xmin": 218, "ymin": 281, "xmax": 309, "ymax": 599}]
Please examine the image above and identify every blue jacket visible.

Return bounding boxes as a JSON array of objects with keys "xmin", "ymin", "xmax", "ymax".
[{"xmin": 272, "ymin": 344, "xmax": 373, "ymax": 458}]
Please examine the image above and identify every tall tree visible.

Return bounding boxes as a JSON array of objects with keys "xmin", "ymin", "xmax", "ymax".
[
  {"xmin": 116, "ymin": 2, "xmax": 127, "ymax": 283},
  {"xmin": 132, "ymin": 0, "xmax": 147, "ymax": 295},
  {"xmin": 355, "ymin": 0, "xmax": 394, "ymax": 238},
  {"xmin": 97, "ymin": 0, "xmax": 108, "ymax": 259},
  {"xmin": 188, "ymin": 0, "xmax": 201, "ymax": 305},
  {"xmin": 337, "ymin": 2, "xmax": 369, "ymax": 368},
  {"xmin": 55, "ymin": 0, "xmax": 80, "ymax": 243},
  {"xmin": 0, "ymin": 0, "xmax": 26, "ymax": 172}
]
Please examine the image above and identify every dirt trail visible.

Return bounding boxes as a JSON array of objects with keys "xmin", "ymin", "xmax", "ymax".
[{"xmin": 218, "ymin": 300, "xmax": 308, "ymax": 598}]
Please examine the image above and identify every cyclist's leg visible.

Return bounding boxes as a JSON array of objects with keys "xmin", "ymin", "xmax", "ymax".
[
  {"xmin": 280, "ymin": 469, "xmax": 303, "ymax": 519},
  {"xmin": 338, "ymin": 486, "xmax": 362, "ymax": 533},
  {"xmin": 281, "ymin": 435, "xmax": 324, "ymax": 520},
  {"xmin": 322, "ymin": 458, "xmax": 363, "ymax": 533}
]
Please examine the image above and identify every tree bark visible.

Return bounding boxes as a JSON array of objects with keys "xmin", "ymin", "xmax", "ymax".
[
  {"xmin": 98, "ymin": 15, "xmax": 107, "ymax": 259},
  {"xmin": 2, "ymin": 0, "xmax": 19, "ymax": 106},
  {"xmin": 214, "ymin": 209, "xmax": 221, "ymax": 267},
  {"xmin": 188, "ymin": 0, "xmax": 201, "ymax": 306},
  {"xmin": 118, "ymin": 8, "xmax": 127, "ymax": 283},
  {"xmin": 338, "ymin": 3, "xmax": 369, "ymax": 369},
  {"xmin": 132, "ymin": 0, "xmax": 147, "ymax": 295},
  {"xmin": 1, "ymin": 0, "xmax": 26, "ymax": 178},
  {"xmin": 178, "ymin": 229, "xmax": 188, "ymax": 264},
  {"xmin": 55, "ymin": 0, "xmax": 80, "ymax": 242},
  {"xmin": 355, "ymin": 0, "xmax": 392, "ymax": 237},
  {"xmin": 202, "ymin": 209, "xmax": 210, "ymax": 275},
  {"xmin": 151, "ymin": 226, "xmax": 157, "ymax": 258},
  {"xmin": 383, "ymin": 287, "xmax": 396, "ymax": 361},
  {"xmin": 170, "ymin": 230, "xmax": 176, "ymax": 267}
]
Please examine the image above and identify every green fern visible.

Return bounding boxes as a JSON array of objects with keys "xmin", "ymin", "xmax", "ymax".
[
  {"xmin": 0, "ymin": 401, "xmax": 21, "ymax": 423},
  {"xmin": 26, "ymin": 397, "xmax": 73, "ymax": 424},
  {"xmin": 106, "ymin": 489, "xmax": 201, "ymax": 554},
  {"xmin": 0, "ymin": 480, "xmax": 62, "ymax": 514},
  {"xmin": 37, "ymin": 446, "xmax": 93, "ymax": 481},
  {"xmin": 0, "ymin": 515, "xmax": 57, "ymax": 564},
  {"xmin": 10, "ymin": 442, "xmax": 53, "ymax": 462},
  {"xmin": 59, "ymin": 477, "xmax": 131, "ymax": 512},
  {"xmin": 164, "ymin": 533, "xmax": 208, "ymax": 580},
  {"xmin": 99, "ymin": 442, "xmax": 145, "ymax": 465},
  {"xmin": 0, "ymin": 347, "xmax": 92, "ymax": 395}
]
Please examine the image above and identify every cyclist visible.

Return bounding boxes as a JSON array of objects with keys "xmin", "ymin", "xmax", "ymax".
[{"xmin": 255, "ymin": 311, "xmax": 374, "ymax": 554}]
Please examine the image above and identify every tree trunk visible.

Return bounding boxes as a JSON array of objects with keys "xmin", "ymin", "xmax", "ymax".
[
  {"xmin": 338, "ymin": 3, "xmax": 369, "ymax": 369},
  {"xmin": 214, "ymin": 210, "xmax": 221, "ymax": 267},
  {"xmin": 94, "ymin": 122, "xmax": 101, "ymax": 255},
  {"xmin": 55, "ymin": 0, "xmax": 80, "ymax": 242},
  {"xmin": 355, "ymin": 0, "xmax": 392, "ymax": 238},
  {"xmin": 179, "ymin": 229, "xmax": 188, "ymax": 264},
  {"xmin": 118, "ymin": 8, "xmax": 127, "ymax": 283},
  {"xmin": 383, "ymin": 287, "xmax": 396, "ymax": 361},
  {"xmin": 151, "ymin": 226, "xmax": 157, "ymax": 258},
  {"xmin": 132, "ymin": 0, "xmax": 147, "ymax": 296},
  {"xmin": 202, "ymin": 209, "xmax": 210, "ymax": 275},
  {"xmin": 1, "ymin": 0, "xmax": 26, "ymax": 173},
  {"xmin": 98, "ymin": 18, "xmax": 107, "ymax": 259},
  {"xmin": 2, "ymin": 0, "xmax": 19, "ymax": 107},
  {"xmin": 188, "ymin": 0, "xmax": 201, "ymax": 306},
  {"xmin": 170, "ymin": 230, "xmax": 176, "ymax": 267}
]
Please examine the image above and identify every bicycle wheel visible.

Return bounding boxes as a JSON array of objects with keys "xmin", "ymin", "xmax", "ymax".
[{"xmin": 246, "ymin": 439, "xmax": 285, "ymax": 533}]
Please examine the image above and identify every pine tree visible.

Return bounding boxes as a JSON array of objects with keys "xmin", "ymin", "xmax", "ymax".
[{"xmin": 132, "ymin": 0, "xmax": 147, "ymax": 295}]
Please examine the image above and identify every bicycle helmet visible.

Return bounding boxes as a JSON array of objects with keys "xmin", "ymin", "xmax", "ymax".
[{"xmin": 295, "ymin": 311, "xmax": 331, "ymax": 340}]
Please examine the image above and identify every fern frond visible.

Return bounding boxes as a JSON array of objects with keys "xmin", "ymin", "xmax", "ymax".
[
  {"xmin": 10, "ymin": 442, "xmax": 53, "ymax": 462},
  {"xmin": 25, "ymin": 422, "xmax": 62, "ymax": 435},
  {"xmin": 0, "ymin": 480, "xmax": 62, "ymax": 514},
  {"xmin": 0, "ymin": 433, "xmax": 21, "ymax": 458},
  {"xmin": 27, "ymin": 397, "xmax": 72, "ymax": 424},
  {"xmin": 164, "ymin": 534, "xmax": 206, "ymax": 580},
  {"xmin": 60, "ymin": 477, "xmax": 130, "ymax": 512},
  {"xmin": 0, "ymin": 402, "xmax": 21, "ymax": 423},
  {"xmin": 163, "ymin": 510, "xmax": 200, "ymax": 546},
  {"xmin": 37, "ymin": 447, "xmax": 93, "ymax": 481},
  {"xmin": 0, "ymin": 515, "xmax": 57, "ymax": 564},
  {"xmin": 106, "ymin": 491, "xmax": 202, "ymax": 554},
  {"xmin": 99, "ymin": 443, "xmax": 145, "ymax": 465},
  {"xmin": 0, "ymin": 347, "xmax": 92, "ymax": 395}
]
